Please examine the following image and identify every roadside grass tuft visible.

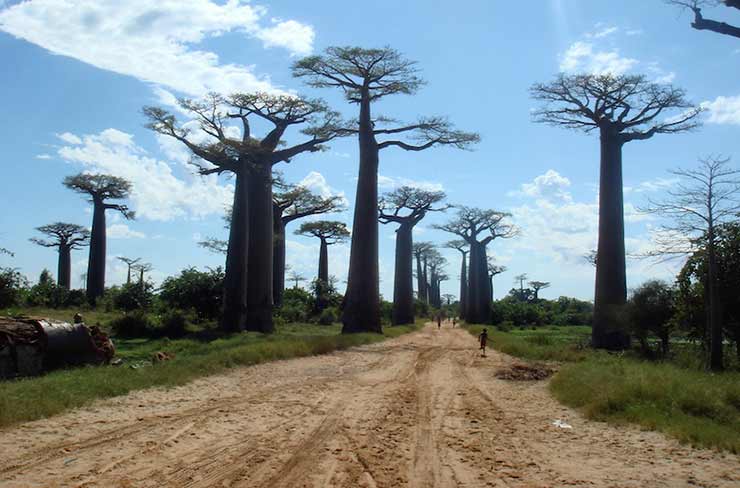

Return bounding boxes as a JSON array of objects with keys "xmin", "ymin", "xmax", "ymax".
[
  {"xmin": 463, "ymin": 322, "xmax": 740, "ymax": 452},
  {"xmin": 0, "ymin": 321, "xmax": 422, "ymax": 429}
]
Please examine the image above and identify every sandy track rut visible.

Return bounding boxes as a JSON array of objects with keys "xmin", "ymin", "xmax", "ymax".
[{"xmin": 1, "ymin": 323, "xmax": 738, "ymax": 487}]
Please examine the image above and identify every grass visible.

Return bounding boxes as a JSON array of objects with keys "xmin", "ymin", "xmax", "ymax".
[
  {"xmin": 0, "ymin": 319, "xmax": 423, "ymax": 429},
  {"xmin": 464, "ymin": 322, "xmax": 740, "ymax": 452}
]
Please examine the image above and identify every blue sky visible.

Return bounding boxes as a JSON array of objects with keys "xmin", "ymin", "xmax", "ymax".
[{"xmin": 1, "ymin": 0, "xmax": 738, "ymax": 301}]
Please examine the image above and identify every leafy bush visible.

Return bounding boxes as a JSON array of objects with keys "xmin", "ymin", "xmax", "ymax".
[
  {"xmin": 110, "ymin": 311, "xmax": 155, "ymax": 338},
  {"xmin": 318, "ymin": 307, "xmax": 338, "ymax": 325},
  {"xmin": 0, "ymin": 267, "xmax": 28, "ymax": 308},
  {"xmin": 112, "ymin": 282, "xmax": 154, "ymax": 312},
  {"xmin": 627, "ymin": 280, "xmax": 676, "ymax": 357},
  {"xmin": 158, "ymin": 309, "xmax": 188, "ymax": 338},
  {"xmin": 159, "ymin": 267, "xmax": 224, "ymax": 319}
]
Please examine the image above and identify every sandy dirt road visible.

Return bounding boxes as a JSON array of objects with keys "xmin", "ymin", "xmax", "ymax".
[{"xmin": 1, "ymin": 323, "xmax": 738, "ymax": 488}]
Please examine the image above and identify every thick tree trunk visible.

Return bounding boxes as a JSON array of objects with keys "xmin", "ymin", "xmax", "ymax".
[
  {"xmin": 429, "ymin": 268, "xmax": 438, "ymax": 308},
  {"xmin": 220, "ymin": 169, "xmax": 249, "ymax": 332},
  {"xmin": 126, "ymin": 266, "xmax": 131, "ymax": 285},
  {"xmin": 489, "ymin": 275, "xmax": 494, "ymax": 302},
  {"xmin": 459, "ymin": 252, "xmax": 467, "ymax": 320},
  {"xmin": 422, "ymin": 257, "xmax": 429, "ymax": 304},
  {"xmin": 342, "ymin": 93, "xmax": 381, "ymax": 333},
  {"xmin": 86, "ymin": 199, "xmax": 106, "ymax": 304},
  {"xmin": 273, "ymin": 212, "xmax": 286, "ymax": 307},
  {"xmin": 58, "ymin": 244, "xmax": 71, "ymax": 290},
  {"xmin": 246, "ymin": 164, "xmax": 274, "ymax": 333},
  {"xmin": 707, "ymin": 233, "xmax": 724, "ymax": 370},
  {"xmin": 392, "ymin": 224, "xmax": 414, "ymax": 325},
  {"xmin": 467, "ymin": 242, "xmax": 491, "ymax": 324},
  {"xmin": 593, "ymin": 129, "xmax": 630, "ymax": 350},
  {"xmin": 415, "ymin": 253, "xmax": 424, "ymax": 304},
  {"xmin": 318, "ymin": 238, "xmax": 329, "ymax": 283}
]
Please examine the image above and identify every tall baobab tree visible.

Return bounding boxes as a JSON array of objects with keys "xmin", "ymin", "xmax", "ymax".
[
  {"xmin": 379, "ymin": 186, "xmax": 446, "ymax": 324},
  {"xmin": 531, "ymin": 74, "xmax": 701, "ymax": 349},
  {"xmin": 666, "ymin": 1, "xmax": 740, "ymax": 39},
  {"xmin": 426, "ymin": 250, "xmax": 446, "ymax": 309},
  {"xmin": 642, "ymin": 156, "xmax": 740, "ymax": 371},
  {"xmin": 64, "ymin": 173, "xmax": 134, "ymax": 304},
  {"xmin": 273, "ymin": 176, "xmax": 345, "ymax": 306},
  {"xmin": 293, "ymin": 47, "xmax": 479, "ymax": 333},
  {"xmin": 488, "ymin": 261, "xmax": 506, "ymax": 301},
  {"xmin": 413, "ymin": 242, "xmax": 434, "ymax": 304},
  {"xmin": 296, "ymin": 220, "xmax": 350, "ymax": 310},
  {"xmin": 30, "ymin": 223, "xmax": 90, "ymax": 289},
  {"xmin": 445, "ymin": 240, "xmax": 469, "ymax": 320},
  {"xmin": 529, "ymin": 280, "xmax": 551, "ymax": 300},
  {"xmin": 117, "ymin": 256, "xmax": 141, "ymax": 285},
  {"xmin": 435, "ymin": 206, "xmax": 517, "ymax": 323},
  {"xmin": 145, "ymin": 93, "xmax": 347, "ymax": 332}
]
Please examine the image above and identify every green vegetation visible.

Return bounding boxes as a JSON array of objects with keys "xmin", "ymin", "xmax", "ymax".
[
  {"xmin": 0, "ymin": 320, "xmax": 422, "ymax": 429},
  {"xmin": 463, "ymin": 323, "xmax": 740, "ymax": 452}
]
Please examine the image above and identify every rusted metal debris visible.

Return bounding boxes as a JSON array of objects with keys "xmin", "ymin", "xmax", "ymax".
[{"xmin": 0, "ymin": 317, "xmax": 115, "ymax": 380}]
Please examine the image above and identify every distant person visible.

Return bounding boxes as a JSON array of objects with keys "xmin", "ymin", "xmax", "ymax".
[
  {"xmin": 436, "ymin": 312, "xmax": 442, "ymax": 329},
  {"xmin": 452, "ymin": 317, "xmax": 457, "ymax": 328},
  {"xmin": 479, "ymin": 328, "xmax": 488, "ymax": 357}
]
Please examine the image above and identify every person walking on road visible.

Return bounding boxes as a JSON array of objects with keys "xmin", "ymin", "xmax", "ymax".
[
  {"xmin": 479, "ymin": 328, "xmax": 488, "ymax": 357},
  {"xmin": 436, "ymin": 312, "xmax": 442, "ymax": 329}
]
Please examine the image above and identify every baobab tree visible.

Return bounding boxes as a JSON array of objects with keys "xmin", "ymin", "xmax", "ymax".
[
  {"xmin": 488, "ymin": 261, "xmax": 506, "ymax": 301},
  {"xmin": 379, "ymin": 186, "xmax": 446, "ymax": 324},
  {"xmin": 666, "ymin": 1, "xmax": 740, "ymax": 39},
  {"xmin": 64, "ymin": 173, "xmax": 134, "ymax": 304},
  {"xmin": 426, "ymin": 250, "xmax": 446, "ymax": 309},
  {"xmin": 531, "ymin": 73, "xmax": 701, "ymax": 349},
  {"xmin": 435, "ymin": 206, "xmax": 516, "ymax": 323},
  {"xmin": 442, "ymin": 293, "xmax": 455, "ymax": 306},
  {"xmin": 445, "ymin": 240, "xmax": 469, "ymax": 320},
  {"xmin": 133, "ymin": 262, "xmax": 153, "ymax": 288},
  {"xmin": 30, "ymin": 223, "xmax": 90, "ymax": 289},
  {"xmin": 273, "ymin": 176, "xmax": 344, "ymax": 306},
  {"xmin": 145, "ymin": 92, "xmax": 347, "ymax": 332},
  {"xmin": 642, "ymin": 156, "xmax": 740, "ymax": 370},
  {"xmin": 117, "ymin": 256, "xmax": 141, "ymax": 284},
  {"xmin": 413, "ymin": 242, "xmax": 435, "ymax": 304},
  {"xmin": 293, "ymin": 47, "xmax": 479, "ymax": 333},
  {"xmin": 288, "ymin": 271, "xmax": 306, "ymax": 289},
  {"xmin": 529, "ymin": 280, "xmax": 551, "ymax": 300},
  {"xmin": 296, "ymin": 220, "xmax": 350, "ymax": 310}
]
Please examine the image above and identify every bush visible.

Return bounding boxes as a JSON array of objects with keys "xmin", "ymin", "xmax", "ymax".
[
  {"xmin": 627, "ymin": 280, "xmax": 676, "ymax": 357},
  {"xmin": 159, "ymin": 267, "xmax": 224, "ymax": 319},
  {"xmin": 110, "ymin": 311, "xmax": 155, "ymax": 338},
  {"xmin": 112, "ymin": 282, "xmax": 154, "ymax": 312},
  {"xmin": 0, "ymin": 267, "xmax": 28, "ymax": 308},
  {"xmin": 158, "ymin": 309, "xmax": 189, "ymax": 338},
  {"xmin": 318, "ymin": 307, "xmax": 338, "ymax": 325}
]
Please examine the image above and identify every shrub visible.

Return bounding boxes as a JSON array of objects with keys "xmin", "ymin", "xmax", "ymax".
[
  {"xmin": 158, "ymin": 309, "xmax": 188, "ymax": 338},
  {"xmin": 159, "ymin": 267, "xmax": 224, "ymax": 319},
  {"xmin": 318, "ymin": 307, "xmax": 338, "ymax": 325},
  {"xmin": 627, "ymin": 280, "xmax": 676, "ymax": 357},
  {"xmin": 0, "ymin": 267, "xmax": 28, "ymax": 308},
  {"xmin": 113, "ymin": 282, "xmax": 154, "ymax": 312},
  {"xmin": 110, "ymin": 311, "xmax": 155, "ymax": 338}
]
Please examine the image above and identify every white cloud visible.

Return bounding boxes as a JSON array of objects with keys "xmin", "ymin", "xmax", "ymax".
[
  {"xmin": 58, "ymin": 128, "xmax": 233, "ymax": 221},
  {"xmin": 0, "ymin": 0, "xmax": 314, "ymax": 96},
  {"xmin": 624, "ymin": 176, "xmax": 679, "ymax": 194},
  {"xmin": 586, "ymin": 25, "xmax": 618, "ymax": 39},
  {"xmin": 107, "ymin": 223, "xmax": 146, "ymax": 239},
  {"xmin": 625, "ymin": 29, "xmax": 644, "ymax": 36},
  {"xmin": 514, "ymin": 169, "xmax": 572, "ymax": 203},
  {"xmin": 35, "ymin": 153, "xmax": 52, "ymax": 160},
  {"xmin": 378, "ymin": 175, "xmax": 445, "ymax": 192},
  {"xmin": 701, "ymin": 95, "xmax": 740, "ymax": 125},
  {"xmin": 560, "ymin": 41, "xmax": 638, "ymax": 75},
  {"xmin": 56, "ymin": 132, "xmax": 82, "ymax": 144},
  {"xmin": 298, "ymin": 171, "xmax": 348, "ymax": 208}
]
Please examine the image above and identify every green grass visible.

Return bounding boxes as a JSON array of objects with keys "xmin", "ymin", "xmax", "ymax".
[
  {"xmin": 0, "ymin": 320, "xmax": 423, "ymax": 429},
  {"xmin": 463, "ymin": 322, "xmax": 740, "ymax": 452},
  {"xmin": 1, "ymin": 306, "xmax": 122, "ymax": 328}
]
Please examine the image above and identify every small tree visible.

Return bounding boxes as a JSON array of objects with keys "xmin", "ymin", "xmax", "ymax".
[
  {"xmin": 445, "ymin": 240, "xmax": 469, "ymax": 320},
  {"xmin": 529, "ymin": 280, "xmax": 551, "ymax": 301},
  {"xmin": 666, "ymin": 1, "xmax": 740, "ymax": 39},
  {"xmin": 116, "ymin": 256, "xmax": 141, "ymax": 284},
  {"xmin": 531, "ymin": 73, "xmax": 701, "ymax": 350},
  {"xmin": 30, "ymin": 222, "xmax": 90, "ymax": 289},
  {"xmin": 379, "ymin": 186, "xmax": 446, "ymax": 324},
  {"xmin": 294, "ymin": 46, "xmax": 479, "ymax": 333},
  {"xmin": 145, "ymin": 93, "xmax": 347, "ymax": 332},
  {"xmin": 628, "ymin": 280, "xmax": 676, "ymax": 357},
  {"xmin": 435, "ymin": 207, "xmax": 516, "ymax": 323},
  {"xmin": 64, "ymin": 174, "xmax": 134, "ymax": 303},
  {"xmin": 642, "ymin": 156, "xmax": 740, "ymax": 370},
  {"xmin": 295, "ymin": 221, "xmax": 350, "ymax": 310},
  {"xmin": 273, "ymin": 175, "xmax": 344, "ymax": 305}
]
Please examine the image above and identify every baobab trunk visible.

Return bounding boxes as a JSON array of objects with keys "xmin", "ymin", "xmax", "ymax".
[
  {"xmin": 58, "ymin": 245, "xmax": 71, "ymax": 290},
  {"xmin": 221, "ymin": 169, "xmax": 249, "ymax": 332},
  {"xmin": 416, "ymin": 253, "xmax": 424, "ymax": 305},
  {"xmin": 273, "ymin": 212, "xmax": 286, "ymax": 307},
  {"xmin": 246, "ymin": 165, "xmax": 275, "ymax": 333},
  {"xmin": 318, "ymin": 238, "xmax": 329, "ymax": 283},
  {"xmin": 593, "ymin": 128, "xmax": 630, "ymax": 350},
  {"xmin": 342, "ymin": 93, "xmax": 381, "ymax": 333},
  {"xmin": 422, "ymin": 257, "xmax": 429, "ymax": 304},
  {"xmin": 86, "ymin": 199, "xmax": 106, "ymax": 304},
  {"xmin": 459, "ymin": 252, "xmax": 467, "ymax": 320},
  {"xmin": 489, "ymin": 274, "xmax": 494, "ymax": 302},
  {"xmin": 392, "ymin": 224, "xmax": 414, "ymax": 325},
  {"xmin": 467, "ymin": 242, "xmax": 490, "ymax": 324}
]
